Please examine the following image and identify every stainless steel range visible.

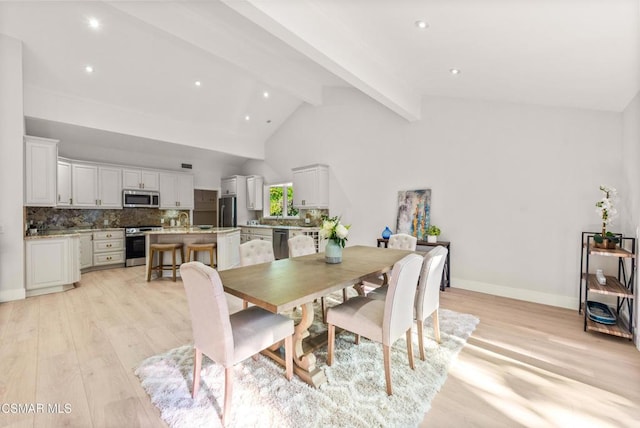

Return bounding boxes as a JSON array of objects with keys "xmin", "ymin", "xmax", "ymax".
[{"xmin": 125, "ymin": 225, "xmax": 163, "ymax": 267}]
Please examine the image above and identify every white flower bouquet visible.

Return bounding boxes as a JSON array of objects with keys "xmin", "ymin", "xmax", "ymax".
[{"xmin": 319, "ymin": 215, "xmax": 350, "ymax": 248}]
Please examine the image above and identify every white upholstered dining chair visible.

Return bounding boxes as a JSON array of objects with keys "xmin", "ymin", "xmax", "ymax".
[
  {"xmin": 288, "ymin": 234, "xmax": 316, "ymax": 258},
  {"xmin": 326, "ymin": 253, "xmax": 424, "ymax": 395},
  {"xmin": 180, "ymin": 261, "xmax": 293, "ymax": 426},
  {"xmin": 239, "ymin": 239, "xmax": 276, "ymax": 308},
  {"xmin": 361, "ymin": 233, "xmax": 418, "ymax": 290},
  {"xmin": 368, "ymin": 246, "xmax": 448, "ymax": 360}
]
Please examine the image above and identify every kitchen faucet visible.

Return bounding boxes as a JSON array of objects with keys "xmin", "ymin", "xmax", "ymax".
[{"xmin": 178, "ymin": 212, "xmax": 190, "ymax": 228}]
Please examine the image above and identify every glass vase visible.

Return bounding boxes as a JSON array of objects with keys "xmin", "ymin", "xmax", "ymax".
[
  {"xmin": 382, "ymin": 226, "xmax": 392, "ymax": 239},
  {"xmin": 325, "ymin": 240, "xmax": 343, "ymax": 264}
]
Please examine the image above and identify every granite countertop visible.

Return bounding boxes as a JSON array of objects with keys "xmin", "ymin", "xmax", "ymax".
[
  {"xmin": 240, "ymin": 224, "xmax": 320, "ymax": 230},
  {"xmin": 24, "ymin": 227, "xmax": 124, "ymax": 240},
  {"xmin": 146, "ymin": 227, "xmax": 241, "ymax": 235}
]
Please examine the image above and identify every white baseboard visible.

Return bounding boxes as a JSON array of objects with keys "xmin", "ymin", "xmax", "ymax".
[
  {"xmin": 0, "ymin": 287, "xmax": 26, "ymax": 302},
  {"xmin": 452, "ymin": 277, "xmax": 578, "ymax": 309}
]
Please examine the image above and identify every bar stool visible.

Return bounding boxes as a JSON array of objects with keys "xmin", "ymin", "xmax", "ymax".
[
  {"xmin": 185, "ymin": 243, "xmax": 217, "ymax": 268},
  {"xmin": 147, "ymin": 243, "xmax": 185, "ymax": 282}
]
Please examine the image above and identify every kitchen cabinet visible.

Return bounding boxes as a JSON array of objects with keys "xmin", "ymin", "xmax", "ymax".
[
  {"xmin": 159, "ymin": 172, "xmax": 194, "ymax": 209},
  {"xmin": 25, "ymin": 236, "xmax": 80, "ymax": 297},
  {"xmin": 93, "ymin": 230, "xmax": 125, "ymax": 266},
  {"xmin": 79, "ymin": 232, "xmax": 93, "ymax": 270},
  {"xmin": 240, "ymin": 226, "xmax": 273, "ymax": 244},
  {"xmin": 217, "ymin": 230, "xmax": 241, "ymax": 270},
  {"xmin": 57, "ymin": 160, "xmax": 72, "ymax": 206},
  {"xmin": 292, "ymin": 164, "xmax": 329, "ymax": 209},
  {"xmin": 122, "ymin": 168, "xmax": 159, "ymax": 191},
  {"xmin": 221, "ymin": 175, "xmax": 247, "ymax": 196},
  {"xmin": 246, "ymin": 175, "xmax": 264, "ymax": 210},
  {"xmin": 24, "ymin": 135, "xmax": 58, "ymax": 207},
  {"xmin": 72, "ymin": 163, "xmax": 122, "ymax": 208},
  {"xmin": 72, "ymin": 163, "xmax": 98, "ymax": 207}
]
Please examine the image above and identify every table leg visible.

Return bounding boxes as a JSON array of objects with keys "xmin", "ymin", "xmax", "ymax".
[{"xmin": 292, "ymin": 302, "xmax": 327, "ymax": 386}]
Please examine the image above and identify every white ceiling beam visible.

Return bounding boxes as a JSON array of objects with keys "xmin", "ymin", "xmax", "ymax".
[
  {"xmin": 106, "ymin": 1, "xmax": 324, "ymax": 106},
  {"xmin": 222, "ymin": 0, "xmax": 422, "ymax": 121}
]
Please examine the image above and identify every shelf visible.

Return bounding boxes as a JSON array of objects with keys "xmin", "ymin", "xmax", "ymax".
[
  {"xmin": 582, "ymin": 273, "xmax": 634, "ymax": 298},
  {"xmin": 587, "ymin": 244, "xmax": 635, "ymax": 258},
  {"xmin": 585, "ymin": 314, "xmax": 632, "ymax": 339}
]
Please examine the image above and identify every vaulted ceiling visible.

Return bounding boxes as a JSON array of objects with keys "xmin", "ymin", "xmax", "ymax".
[{"xmin": 1, "ymin": 0, "xmax": 638, "ymax": 160}]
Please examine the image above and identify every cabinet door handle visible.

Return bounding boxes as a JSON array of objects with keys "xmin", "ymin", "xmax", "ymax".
[
  {"xmin": 58, "ymin": 194, "xmax": 61, "ymax": 201},
  {"xmin": 107, "ymin": 244, "xmax": 112, "ymax": 248},
  {"xmin": 70, "ymin": 198, "xmax": 73, "ymax": 204}
]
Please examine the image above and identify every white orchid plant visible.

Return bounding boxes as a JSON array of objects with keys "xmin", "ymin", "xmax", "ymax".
[
  {"xmin": 595, "ymin": 185, "xmax": 618, "ymax": 227},
  {"xmin": 320, "ymin": 215, "xmax": 350, "ymax": 248}
]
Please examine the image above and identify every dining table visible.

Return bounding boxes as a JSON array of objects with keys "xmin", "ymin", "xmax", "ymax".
[{"xmin": 217, "ymin": 245, "xmax": 417, "ymax": 387}]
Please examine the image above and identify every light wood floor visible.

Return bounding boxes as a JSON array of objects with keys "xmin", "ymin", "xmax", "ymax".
[{"xmin": 1, "ymin": 266, "xmax": 638, "ymax": 427}]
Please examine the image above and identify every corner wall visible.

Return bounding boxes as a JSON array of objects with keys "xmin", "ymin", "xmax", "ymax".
[
  {"xmin": 260, "ymin": 87, "xmax": 623, "ymax": 308},
  {"xmin": 0, "ymin": 34, "xmax": 25, "ymax": 301},
  {"xmin": 622, "ymin": 90, "xmax": 640, "ymax": 348}
]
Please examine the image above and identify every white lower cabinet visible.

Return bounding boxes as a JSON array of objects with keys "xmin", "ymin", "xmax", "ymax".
[
  {"xmin": 217, "ymin": 230, "xmax": 240, "ymax": 271},
  {"xmin": 93, "ymin": 230, "xmax": 125, "ymax": 266},
  {"xmin": 25, "ymin": 236, "xmax": 80, "ymax": 297},
  {"xmin": 79, "ymin": 232, "xmax": 93, "ymax": 270}
]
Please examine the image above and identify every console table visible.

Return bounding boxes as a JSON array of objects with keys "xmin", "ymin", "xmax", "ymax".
[{"xmin": 377, "ymin": 238, "xmax": 451, "ymax": 291}]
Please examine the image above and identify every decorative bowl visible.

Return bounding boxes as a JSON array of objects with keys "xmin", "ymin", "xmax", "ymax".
[{"xmin": 198, "ymin": 225, "xmax": 213, "ymax": 230}]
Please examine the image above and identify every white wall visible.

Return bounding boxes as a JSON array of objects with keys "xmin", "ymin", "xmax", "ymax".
[
  {"xmin": 258, "ymin": 87, "xmax": 624, "ymax": 308},
  {"xmin": 622, "ymin": 90, "xmax": 640, "ymax": 348},
  {"xmin": 0, "ymin": 34, "xmax": 26, "ymax": 301}
]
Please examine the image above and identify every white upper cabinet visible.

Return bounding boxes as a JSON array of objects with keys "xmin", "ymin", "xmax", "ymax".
[
  {"xmin": 246, "ymin": 175, "xmax": 264, "ymax": 210},
  {"xmin": 57, "ymin": 160, "xmax": 72, "ymax": 207},
  {"xmin": 72, "ymin": 163, "xmax": 99, "ymax": 207},
  {"xmin": 292, "ymin": 164, "xmax": 329, "ymax": 209},
  {"xmin": 97, "ymin": 166, "xmax": 123, "ymax": 208},
  {"xmin": 221, "ymin": 176, "xmax": 238, "ymax": 196},
  {"xmin": 122, "ymin": 168, "xmax": 159, "ymax": 191},
  {"xmin": 159, "ymin": 172, "xmax": 194, "ymax": 209},
  {"xmin": 24, "ymin": 136, "xmax": 58, "ymax": 206},
  {"xmin": 71, "ymin": 162, "xmax": 122, "ymax": 208}
]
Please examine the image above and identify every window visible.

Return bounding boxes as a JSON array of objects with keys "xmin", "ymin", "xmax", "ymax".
[{"xmin": 265, "ymin": 183, "xmax": 299, "ymax": 218}]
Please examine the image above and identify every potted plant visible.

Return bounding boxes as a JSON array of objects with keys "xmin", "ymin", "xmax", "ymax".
[
  {"xmin": 426, "ymin": 225, "xmax": 440, "ymax": 243},
  {"xmin": 594, "ymin": 185, "xmax": 619, "ymax": 248}
]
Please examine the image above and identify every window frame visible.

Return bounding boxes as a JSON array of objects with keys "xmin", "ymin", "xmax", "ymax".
[{"xmin": 262, "ymin": 182, "xmax": 299, "ymax": 219}]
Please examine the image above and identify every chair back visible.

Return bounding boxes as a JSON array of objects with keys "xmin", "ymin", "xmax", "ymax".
[
  {"xmin": 180, "ymin": 261, "xmax": 234, "ymax": 366},
  {"xmin": 383, "ymin": 253, "xmax": 424, "ymax": 344},
  {"xmin": 388, "ymin": 233, "xmax": 418, "ymax": 251},
  {"xmin": 415, "ymin": 246, "xmax": 448, "ymax": 321},
  {"xmin": 288, "ymin": 235, "xmax": 316, "ymax": 257},
  {"xmin": 239, "ymin": 240, "xmax": 275, "ymax": 266}
]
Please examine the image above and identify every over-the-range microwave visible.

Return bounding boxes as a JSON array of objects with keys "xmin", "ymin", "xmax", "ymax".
[{"xmin": 123, "ymin": 190, "xmax": 160, "ymax": 208}]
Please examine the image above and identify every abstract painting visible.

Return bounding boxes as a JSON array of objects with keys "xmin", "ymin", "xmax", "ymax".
[{"xmin": 396, "ymin": 189, "xmax": 431, "ymax": 241}]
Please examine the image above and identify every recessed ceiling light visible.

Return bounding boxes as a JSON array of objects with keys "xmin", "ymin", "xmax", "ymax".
[
  {"xmin": 194, "ymin": 80, "xmax": 202, "ymax": 87},
  {"xmin": 415, "ymin": 20, "xmax": 428, "ymax": 30},
  {"xmin": 450, "ymin": 68, "xmax": 461, "ymax": 75},
  {"xmin": 88, "ymin": 18, "xmax": 100, "ymax": 29},
  {"xmin": 244, "ymin": 115, "xmax": 251, "ymax": 121},
  {"xmin": 263, "ymin": 91, "xmax": 270, "ymax": 99},
  {"xmin": 85, "ymin": 65, "xmax": 94, "ymax": 73}
]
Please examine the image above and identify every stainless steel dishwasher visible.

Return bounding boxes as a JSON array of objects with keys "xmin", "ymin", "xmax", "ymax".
[{"xmin": 273, "ymin": 228, "xmax": 289, "ymax": 260}]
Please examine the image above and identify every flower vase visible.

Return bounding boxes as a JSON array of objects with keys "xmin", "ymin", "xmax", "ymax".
[
  {"xmin": 381, "ymin": 226, "xmax": 392, "ymax": 239},
  {"xmin": 325, "ymin": 240, "xmax": 343, "ymax": 264},
  {"xmin": 427, "ymin": 235, "xmax": 438, "ymax": 243}
]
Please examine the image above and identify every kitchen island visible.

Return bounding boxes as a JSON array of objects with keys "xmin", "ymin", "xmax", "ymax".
[{"xmin": 145, "ymin": 227, "xmax": 241, "ymax": 276}]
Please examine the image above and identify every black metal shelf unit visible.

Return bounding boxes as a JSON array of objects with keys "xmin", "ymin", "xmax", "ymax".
[{"xmin": 579, "ymin": 232, "xmax": 635, "ymax": 339}]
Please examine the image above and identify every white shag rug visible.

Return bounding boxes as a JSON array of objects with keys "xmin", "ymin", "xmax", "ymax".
[{"xmin": 135, "ymin": 305, "xmax": 479, "ymax": 428}]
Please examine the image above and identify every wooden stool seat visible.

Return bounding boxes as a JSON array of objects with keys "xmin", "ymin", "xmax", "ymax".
[
  {"xmin": 185, "ymin": 243, "xmax": 217, "ymax": 268},
  {"xmin": 147, "ymin": 243, "xmax": 184, "ymax": 282}
]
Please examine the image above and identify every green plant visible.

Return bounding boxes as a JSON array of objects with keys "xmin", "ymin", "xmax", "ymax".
[
  {"xmin": 594, "ymin": 231, "xmax": 619, "ymax": 244},
  {"xmin": 426, "ymin": 225, "xmax": 441, "ymax": 236}
]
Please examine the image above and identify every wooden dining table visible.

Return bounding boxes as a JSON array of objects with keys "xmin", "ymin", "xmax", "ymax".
[{"xmin": 218, "ymin": 245, "xmax": 417, "ymax": 387}]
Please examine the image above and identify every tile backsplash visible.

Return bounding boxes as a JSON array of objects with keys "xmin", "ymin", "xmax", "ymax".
[{"xmin": 25, "ymin": 207, "xmax": 189, "ymax": 231}]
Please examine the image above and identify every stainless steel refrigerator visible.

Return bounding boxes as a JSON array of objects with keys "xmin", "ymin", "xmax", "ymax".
[{"xmin": 219, "ymin": 196, "xmax": 237, "ymax": 227}]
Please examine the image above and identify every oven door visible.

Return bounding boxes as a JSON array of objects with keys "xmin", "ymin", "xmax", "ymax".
[{"xmin": 125, "ymin": 235, "xmax": 147, "ymax": 267}]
